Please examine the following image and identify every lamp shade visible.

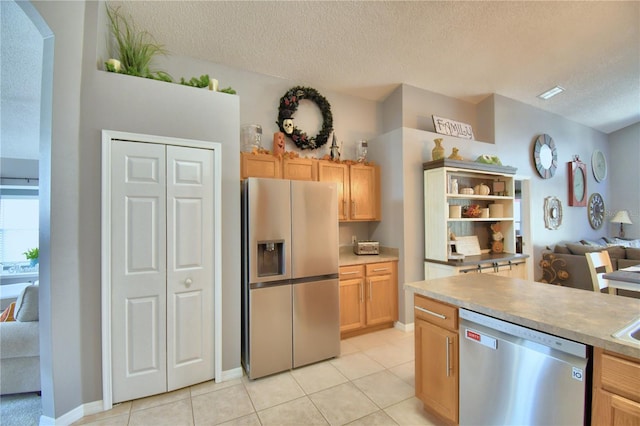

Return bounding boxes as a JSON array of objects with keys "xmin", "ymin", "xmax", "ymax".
[{"xmin": 610, "ymin": 210, "xmax": 632, "ymax": 224}]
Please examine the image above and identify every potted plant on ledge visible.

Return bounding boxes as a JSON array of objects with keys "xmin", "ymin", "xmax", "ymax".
[{"xmin": 23, "ymin": 248, "xmax": 39, "ymax": 267}]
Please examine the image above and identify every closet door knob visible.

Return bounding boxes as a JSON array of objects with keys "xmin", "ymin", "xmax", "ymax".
[{"xmin": 185, "ymin": 278, "xmax": 193, "ymax": 287}]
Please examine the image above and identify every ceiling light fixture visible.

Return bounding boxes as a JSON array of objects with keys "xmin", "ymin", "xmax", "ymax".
[{"xmin": 537, "ymin": 86, "xmax": 565, "ymax": 100}]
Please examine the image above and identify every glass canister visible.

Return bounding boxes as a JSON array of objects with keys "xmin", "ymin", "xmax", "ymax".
[
  {"xmin": 241, "ymin": 124, "xmax": 263, "ymax": 152},
  {"xmin": 356, "ymin": 140, "xmax": 368, "ymax": 162}
]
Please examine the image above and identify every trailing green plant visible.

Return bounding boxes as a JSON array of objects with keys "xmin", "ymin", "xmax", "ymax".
[
  {"xmin": 219, "ymin": 87, "xmax": 237, "ymax": 94},
  {"xmin": 105, "ymin": 4, "xmax": 172, "ymax": 81},
  {"xmin": 180, "ymin": 75, "xmax": 210, "ymax": 88},
  {"xmin": 23, "ymin": 248, "xmax": 39, "ymax": 260}
]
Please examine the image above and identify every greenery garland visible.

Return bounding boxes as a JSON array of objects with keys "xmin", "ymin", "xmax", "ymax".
[{"xmin": 277, "ymin": 86, "xmax": 333, "ymax": 150}]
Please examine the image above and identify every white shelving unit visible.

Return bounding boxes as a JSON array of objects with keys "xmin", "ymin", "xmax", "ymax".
[{"xmin": 424, "ymin": 159, "xmax": 527, "ymax": 279}]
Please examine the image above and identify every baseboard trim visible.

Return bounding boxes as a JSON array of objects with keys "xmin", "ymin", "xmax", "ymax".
[
  {"xmin": 41, "ymin": 399, "xmax": 103, "ymax": 426},
  {"xmin": 394, "ymin": 321, "xmax": 414, "ymax": 333},
  {"xmin": 46, "ymin": 368, "xmax": 244, "ymax": 424},
  {"xmin": 218, "ymin": 367, "xmax": 243, "ymax": 382}
]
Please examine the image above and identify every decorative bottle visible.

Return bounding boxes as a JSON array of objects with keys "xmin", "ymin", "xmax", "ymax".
[
  {"xmin": 450, "ymin": 179, "xmax": 458, "ymax": 194},
  {"xmin": 432, "ymin": 138, "xmax": 445, "ymax": 161}
]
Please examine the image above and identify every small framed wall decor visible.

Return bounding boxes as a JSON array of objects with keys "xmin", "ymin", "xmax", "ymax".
[{"xmin": 544, "ymin": 196, "xmax": 563, "ymax": 230}]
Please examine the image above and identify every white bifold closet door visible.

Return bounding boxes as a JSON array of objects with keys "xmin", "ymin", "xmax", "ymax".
[{"xmin": 111, "ymin": 140, "xmax": 214, "ymax": 403}]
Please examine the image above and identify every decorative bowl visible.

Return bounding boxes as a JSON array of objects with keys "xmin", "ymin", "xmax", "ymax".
[{"xmin": 462, "ymin": 204, "xmax": 482, "ymax": 218}]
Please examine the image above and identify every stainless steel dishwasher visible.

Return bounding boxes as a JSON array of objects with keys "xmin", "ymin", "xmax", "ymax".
[{"xmin": 459, "ymin": 309, "xmax": 589, "ymax": 426}]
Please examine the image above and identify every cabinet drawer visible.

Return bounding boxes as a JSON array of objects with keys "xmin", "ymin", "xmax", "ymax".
[
  {"xmin": 602, "ymin": 351, "xmax": 640, "ymax": 403},
  {"xmin": 340, "ymin": 265, "xmax": 364, "ymax": 279},
  {"xmin": 414, "ymin": 295, "xmax": 458, "ymax": 331},
  {"xmin": 365, "ymin": 262, "xmax": 393, "ymax": 276}
]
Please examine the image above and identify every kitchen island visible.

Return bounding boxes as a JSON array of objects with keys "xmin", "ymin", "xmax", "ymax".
[
  {"xmin": 405, "ymin": 273, "xmax": 639, "ymax": 357},
  {"xmin": 405, "ymin": 274, "xmax": 640, "ymax": 425}
]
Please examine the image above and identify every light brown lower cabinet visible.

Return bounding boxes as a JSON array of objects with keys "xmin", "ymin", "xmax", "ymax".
[
  {"xmin": 414, "ymin": 294, "xmax": 458, "ymax": 425},
  {"xmin": 339, "ymin": 261, "xmax": 397, "ymax": 338},
  {"xmin": 592, "ymin": 346, "xmax": 640, "ymax": 425}
]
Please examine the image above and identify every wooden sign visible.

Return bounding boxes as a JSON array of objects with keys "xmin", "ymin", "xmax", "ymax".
[{"xmin": 432, "ymin": 115, "xmax": 474, "ymax": 139}]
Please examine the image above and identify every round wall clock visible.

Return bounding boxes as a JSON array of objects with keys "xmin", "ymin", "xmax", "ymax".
[
  {"xmin": 591, "ymin": 150, "xmax": 607, "ymax": 182},
  {"xmin": 533, "ymin": 134, "xmax": 558, "ymax": 179},
  {"xmin": 568, "ymin": 159, "xmax": 587, "ymax": 207},
  {"xmin": 588, "ymin": 192, "xmax": 605, "ymax": 229},
  {"xmin": 544, "ymin": 196, "xmax": 563, "ymax": 230}
]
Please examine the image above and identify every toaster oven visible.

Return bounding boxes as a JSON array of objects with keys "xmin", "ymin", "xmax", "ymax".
[{"xmin": 353, "ymin": 241, "xmax": 380, "ymax": 255}]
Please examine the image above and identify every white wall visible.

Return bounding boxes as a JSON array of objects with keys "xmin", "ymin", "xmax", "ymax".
[{"xmin": 608, "ymin": 123, "xmax": 640, "ymax": 239}]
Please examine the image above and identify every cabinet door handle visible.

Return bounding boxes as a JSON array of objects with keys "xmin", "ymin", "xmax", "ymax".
[
  {"xmin": 369, "ymin": 279, "xmax": 372, "ymax": 301},
  {"xmin": 343, "ymin": 200, "xmax": 347, "ymax": 215},
  {"xmin": 352, "ymin": 200, "xmax": 356, "ymax": 216},
  {"xmin": 359, "ymin": 282, "xmax": 363, "ymax": 302},
  {"xmin": 342, "ymin": 271, "xmax": 358, "ymax": 276},
  {"xmin": 372, "ymin": 268, "xmax": 389, "ymax": 272},
  {"xmin": 446, "ymin": 337, "xmax": 451, "ymax": 377},
  {"xmin": 414, "ymin": 306, "xmax": 446, "ymax": 319}
]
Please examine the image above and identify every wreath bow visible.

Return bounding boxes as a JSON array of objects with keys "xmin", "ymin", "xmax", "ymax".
[{"xmin": 277, "ymin": 86, "xmax": 333, "ymax": 150}]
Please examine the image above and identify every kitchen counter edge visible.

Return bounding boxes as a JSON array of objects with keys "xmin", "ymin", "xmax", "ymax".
[
  {"xmin": 405, "ymin": 274, "xmax": 640, "ymax": 359},
  {"xmin": 339, "ymin": 246, "xmax": 399, "ymax": 266}
]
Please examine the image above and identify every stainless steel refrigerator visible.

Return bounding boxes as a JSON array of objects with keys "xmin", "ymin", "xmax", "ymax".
[{"xmin": 241, "ymin": 177, "xmax": 340, "ymax": 380}]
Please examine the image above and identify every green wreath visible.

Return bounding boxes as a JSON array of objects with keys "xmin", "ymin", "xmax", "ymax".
[{"xmin": 277, "ymin": 86, "xmax": 333, "ymax": 150}]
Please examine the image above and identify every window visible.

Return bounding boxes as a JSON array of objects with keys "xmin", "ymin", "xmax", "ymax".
[{"xmin": 0, "ymin": 187, "xmax": 39, "ymax": 272}]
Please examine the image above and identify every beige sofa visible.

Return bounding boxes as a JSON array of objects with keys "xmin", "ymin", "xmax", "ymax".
[
  {"xmin": 0, "ymin": 284, "xmax": 40, "ymax": 394},
  {"xmin": 539, "ymin": 238, "xmax": 640, "ymax": 294}
]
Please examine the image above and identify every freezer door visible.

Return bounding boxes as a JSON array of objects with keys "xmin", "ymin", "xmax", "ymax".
[
  {"xmin": 291, "ymin": 180, "xmax": 339, "ymax": 278},
  {"xmin": 247, "ymin": 178, "xmax": 292, "ymax": 283},
  {"xmin": 248, "ymin": 285, "xmax": 293, "ymax": 379},
  {"xmin": 293, "ymin": 278, "xmax": 340, "ymax": 368}
]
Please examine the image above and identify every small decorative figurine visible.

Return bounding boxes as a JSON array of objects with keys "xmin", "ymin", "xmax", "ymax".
[
  {"xmin": 490, "ymin": 223, "xmax": 504, "ymax": 253},
  {"xmin": 273, "ymin": 132, "xmax": 285, "ymax": 156},
  {"xmin": 448, "ymin": 147, "xmax": 463, "ymax": 160},
  {"xmin": 330, "ymin": 134, "xmax": 341, "ymax": 160}
]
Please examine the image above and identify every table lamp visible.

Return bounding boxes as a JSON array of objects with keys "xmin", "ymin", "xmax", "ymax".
[{"xmin": 610, "ymin": 210, "xmax": 632, "ymax": 238}]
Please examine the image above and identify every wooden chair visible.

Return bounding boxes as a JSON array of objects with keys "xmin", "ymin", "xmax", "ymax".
[{"xmin": 585, "ymin": 251, "xmax": 613, "ymax": 293}]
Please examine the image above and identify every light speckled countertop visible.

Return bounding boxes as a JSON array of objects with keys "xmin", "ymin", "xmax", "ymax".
[
  {"xmin": 339, "ymin": 246, "xmax": 399, "ymax": 266},
  {"xmin": 405, "ymin": 274, "xmax": 640, "ymax": 359}
]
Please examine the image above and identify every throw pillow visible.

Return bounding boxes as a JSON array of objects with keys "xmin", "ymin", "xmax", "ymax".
[
  {"xmin": 566, "ymin": 243, "xmax": 602, "ymax": 256},
  {"xmin": 15, "ymin": 284, "xmax": 39, "ymax": 322},
  {"xmin": 581, "ymin": 238, "xmax": 608, "ymax": 247},
  {"xmin": 626, "ymin": 247, "xmax": 640, "ymax": 260},
  {"xmin": 605, "ymin": 245, "xmax": 626, "ymax": 260},
  {"xmin": 553, "ymin": 245, "xmax": 571, "ymax": 254},
  {"xmin": 613, "ymin": 238, "xmax": 640, "ymax": 248},
  {"xmin": 0, "ymin": 302, "xmax": 16, "ymax": 322}
]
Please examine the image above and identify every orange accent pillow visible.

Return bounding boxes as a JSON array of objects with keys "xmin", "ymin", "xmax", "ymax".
[{"xmin": 0, "ymin": 302, "xmax": 16, "ymax": 322}]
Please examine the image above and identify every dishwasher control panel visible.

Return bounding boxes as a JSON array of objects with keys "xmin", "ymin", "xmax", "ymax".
[{"xmin": 459, "ymin": 308, "xmax": 587, "ymax": 358}]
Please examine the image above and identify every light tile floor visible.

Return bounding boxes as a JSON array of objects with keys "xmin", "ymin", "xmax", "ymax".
[{"xmin": 73, "ymin": 328, "xmax": 444, "ymax": 426}]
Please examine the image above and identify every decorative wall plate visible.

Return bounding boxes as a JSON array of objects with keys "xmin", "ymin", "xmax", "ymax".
[
  {"xmin": 591, "ymin": 150, "xmax": 607, "ymax": 182},
  {"xmin": 544, "ymin": 196, "xmax": 563, "ymax": 230},
  {"xmin": 533, "ymin": 134, "xmax": 558, "ymax": 179},
  {"xmin": 588, "ymin": 192, "xmax": 605, "ymax": 229}
]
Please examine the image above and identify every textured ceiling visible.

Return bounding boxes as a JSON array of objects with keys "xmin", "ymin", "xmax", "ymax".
[
  {"xmin": 113, "ymin": 0, "xmax": 640, "ymax": 135},
  {"xmin": 2, "ymin": 1, "xmax": 639, "ymax": 162}
]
